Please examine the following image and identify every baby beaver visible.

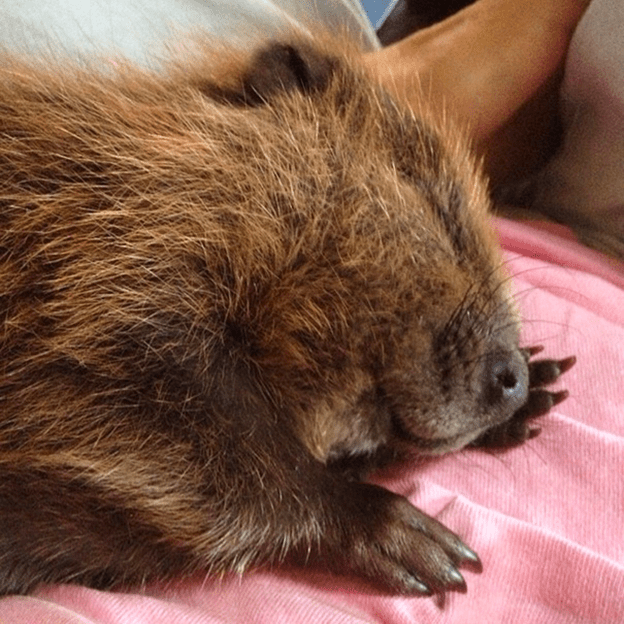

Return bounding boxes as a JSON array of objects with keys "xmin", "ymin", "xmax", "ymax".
[{"xmin": 0, "ymin": 33, "xmax": 574, "ymax": 597}]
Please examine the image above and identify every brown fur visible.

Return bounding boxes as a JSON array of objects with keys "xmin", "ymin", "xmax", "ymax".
[{"xmin": 0, "ymin": 33, "xmax": 573, "ymax": 596}]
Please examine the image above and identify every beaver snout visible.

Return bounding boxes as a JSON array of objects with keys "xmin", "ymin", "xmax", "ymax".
[{"xmin": 483, "ymin": 349, "xmax": 529, "ymax": 418}]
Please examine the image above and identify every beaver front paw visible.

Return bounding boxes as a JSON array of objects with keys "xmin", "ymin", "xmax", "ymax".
[
  {"xmin": 472, "ymin": 347, "xmax": 576, "ymax": 449},
  {"xmin": 328, "ymin": 483, "xmax": 481, "ymax": 596}
]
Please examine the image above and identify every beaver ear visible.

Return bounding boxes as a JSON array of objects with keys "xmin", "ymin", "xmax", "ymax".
[{"xmin": 205, "ymin": 42, "xmax": 337, "ymax": 106}]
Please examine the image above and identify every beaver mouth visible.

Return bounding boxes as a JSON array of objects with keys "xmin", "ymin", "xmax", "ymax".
[
  {"xmin": 408, "ymin": 429, "xmax": 488, "ymax": 455},
  {"xmin": 389, "ymin": 407, "xmax": 507, "ymax": 456}
]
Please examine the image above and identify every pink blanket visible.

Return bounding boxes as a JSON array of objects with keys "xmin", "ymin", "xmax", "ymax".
[{"xmin": 1, "ymin": 218, "xmax": 623, "ymax": 623}]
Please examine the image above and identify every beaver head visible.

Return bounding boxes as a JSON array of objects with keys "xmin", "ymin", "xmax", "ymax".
[{"xmin": 192, "ymin": 38, "xmax": 530, "ymax": 461}]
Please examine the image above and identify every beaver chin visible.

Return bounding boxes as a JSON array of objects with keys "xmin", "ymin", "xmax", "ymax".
[{"xmin": 407, "ymin": 425, "xmax": 495, "ymax": 456}]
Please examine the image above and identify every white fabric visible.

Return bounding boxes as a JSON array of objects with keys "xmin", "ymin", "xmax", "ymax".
[
  {"xmin": 0, "ymin": 0, "xmax": 379, "ymax": 65},
  {"xmin": 536, "ymin": 0, "xmax": 624, "ymax": 233}
]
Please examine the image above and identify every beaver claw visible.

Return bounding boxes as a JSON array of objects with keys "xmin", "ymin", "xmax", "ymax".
[{"xmin": 472, "ymin": 348, "xmax": 576, "ymax": 449}]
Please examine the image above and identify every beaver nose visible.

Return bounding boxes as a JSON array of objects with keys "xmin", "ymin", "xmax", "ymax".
[{"xmin": 484, "ymin": 350, "xmax": 529, "ymax": 414}]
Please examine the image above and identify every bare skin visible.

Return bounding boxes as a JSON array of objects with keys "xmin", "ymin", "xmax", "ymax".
[{"xmin": 362, "ymin": 0, "xmax": 592, "ymax": 147}]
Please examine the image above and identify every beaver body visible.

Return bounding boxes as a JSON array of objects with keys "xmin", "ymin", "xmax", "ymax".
[{"xmin": 0, "ymin": 34, "xmax": 573, "ymax": 596}]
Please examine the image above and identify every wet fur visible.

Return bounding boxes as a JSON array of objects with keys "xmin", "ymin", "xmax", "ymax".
[{"xmin": 0, "ymin": 33, "xmax": 573, "ymax": 596}]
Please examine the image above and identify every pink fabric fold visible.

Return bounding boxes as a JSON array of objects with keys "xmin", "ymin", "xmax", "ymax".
[{"xmin": 1, "ymin": 218, "xmax": 622, "ymax": 623}]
